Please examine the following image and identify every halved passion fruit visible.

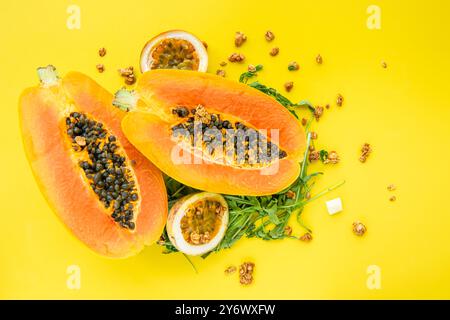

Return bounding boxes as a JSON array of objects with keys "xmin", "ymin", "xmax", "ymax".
[
  {"xmin": 140, "ymin": 30, "xmax": 208, "ymax": 73},
  {"xmin": 166, "ymin": 192, "xmax": 228, "ymax": 256}
]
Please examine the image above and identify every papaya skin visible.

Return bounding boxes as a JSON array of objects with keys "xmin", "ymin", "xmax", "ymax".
[
  {"xmin": 19, "ymin": 70, "xmax": 167, "ymax": 258},
  {"xmin": 120, "ymin": 69, "xmax": 306, "ymax": 196}
]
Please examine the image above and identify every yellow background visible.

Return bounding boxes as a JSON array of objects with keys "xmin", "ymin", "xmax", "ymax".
[{"xmin": 1, "ymin": 0, "xmax": 449, "ymax": 299}]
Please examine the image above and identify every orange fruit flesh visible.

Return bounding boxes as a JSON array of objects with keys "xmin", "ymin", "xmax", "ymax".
[{"xmin": 19, "ymin": 71, "xmax": 168, "ymax": 258}]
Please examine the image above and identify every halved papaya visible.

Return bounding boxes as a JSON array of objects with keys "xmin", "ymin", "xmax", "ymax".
[
  {"xmin": 19, "ymin": 66, "xmax": 167, "ymax": 258},
  {"xmin": 114, "ymin": 70, "xmax": 306, "ymax": 196}
]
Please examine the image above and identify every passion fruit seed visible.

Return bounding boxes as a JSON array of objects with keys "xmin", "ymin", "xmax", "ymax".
[
  {"xmin": 151, "ymin": 38, "xmax": 199, "ymax": 70},
  {"xmin": 66, "ymin": 112, "xmax": 138, "ymax": 230},
  {"xmin": 170, "ymin": 105, "xmax": 287, "ymax": 167},
  {"xmin": 180, "ymin": 200, "xmax": 224, "ymax": 245}
]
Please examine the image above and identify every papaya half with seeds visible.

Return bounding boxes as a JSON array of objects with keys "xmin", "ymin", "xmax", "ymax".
[
  {"xmin": 113, "ymin": 69, "xmax": 306, "ymax": 196},
  {"xmin": 19, "ymin": 66, "xmax": 167, "ymax": 258}
]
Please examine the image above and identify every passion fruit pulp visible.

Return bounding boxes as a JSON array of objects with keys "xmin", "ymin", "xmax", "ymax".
[
  {"xmin": 166, "ymin": 192, "xmax": 228, "ymax": 256},
  {"xmin": 140, "ymin": 30, "xmax": 208, "ymax": 73}
]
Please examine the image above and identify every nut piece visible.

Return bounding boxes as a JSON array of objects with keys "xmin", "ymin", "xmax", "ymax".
[
  {"xmin": 301, "ymin": 118, "xmax": 307, "ymax": 126},
  {"xmin": 265, "ymin": 30, "xmax": 275, "ymax": 41},
  {"xmin": 309, "ymin": 150, "xmax": 320, "ymax": 162},
  {"xmin": 118, "ymin": 66, "xmax": 136, "ymax": 85},
  {"xmin": 286, "ymin": 190, "xmax": 296, "ymax": 199},
  {"xmin": 228, "ymin": 53, "xmax": 245, "ymax": 63},
  {"xmin": 96, "ymin": 64, "xmax": 105, "ymax": 73},
  {"xmin": 239, "ymin": 262, "xmax": 255, "ymax": 285},
  {"xmin": 224, "ymin": 265, "xmax": 237, "ymax": 275},
  {"xmin": 323, "ymin": 151, "xmax": 340, "ymax": 164},
  {"xmin": 270, "ymin": 47, "xmax": 279, "ymax": 56},
  {"xmin": 310, "ymin": 132, "xmax": 318, "ymax": 139},
  {"xmin": 234, "ymin": 31, "xmax": 247, "ymax": 47},
  {"xmin": 314, "ymin": 106, "xmax": 324, "ymax": 121},
  {"xmin": 381, "ymin": 61, "xmax": 387, "ymax": 68},
  {"xmin": 337, "ymin": 94, "xmax": 344, "ymax": 107},
  {"xmin": 219, "ymin": 61, "xmax": 227, "ymax": 67},
  {"xmin": 359, "ymin": 143, "xmax": 372, "ymax": 163},
  {"xmin": 387, "ymin": 184, "xmax": 396, "ymax": 191},
  {"xmin": 202, "ymin": 40, "xmax": 208, "ymax": 49},
  {"xmin": 389, "ymin": 195, "xmax": 396, "ymax": 202},
  {"xmin": 284, "ymin": 226, "xmax": 293, "ymax": 236},
  {"xmin": 74, "ymin": 136, "xmax": 86, "ymax": 146},
  {"xmin": 248, "ymin": 64, "xmax": 258, "ymax": 72},
  {"xmin": 284, "ymin": 81, "xmax": 293, "ymax": 92},
  {"xmin": 216, "ymin": 69, "xmax": 226, "ymax": 77},
  {"xmin": 288, "ymin": 61, "xmax": 300, "ymax": 71},
  {"xmin": 98, "ymin": 47, "xmax": 106, "ymax": 57},
  {"xmin": 299, "ymin": 233, "xmax": 313, "ymax": 242},
  {"xmin": 352, "ymin": 221, "xmax": 367, "ymax": 236},
  {"xmin": 316, "ymin": 54, "xmax": 323, "ymax": 64}
]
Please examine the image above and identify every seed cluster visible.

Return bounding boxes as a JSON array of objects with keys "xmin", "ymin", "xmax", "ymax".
[
  {"xmin": 66, "ymin": 112, "xmax": 138, "ymax": 230},
  {"xmin": 151, "ymin": 39, "xmax": 199, "ymax": 70},
  {"xmin": 180, "ymin": 200, "xmax": 224, "ymax": 245},
  {"xmin": 170, "ymin": 105, "xmax": 287, "ymax": 166}
]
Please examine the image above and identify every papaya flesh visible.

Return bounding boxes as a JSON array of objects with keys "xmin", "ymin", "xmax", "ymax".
[
  {"xmin": 118, "ymin": 70, "xmax": 306, "ymax": 196},
  {"xmin": 19, "ymin": 66, "xmax": 167, "ymax": 258}
]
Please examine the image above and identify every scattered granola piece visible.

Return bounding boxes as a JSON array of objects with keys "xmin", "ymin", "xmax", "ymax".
[
  {"xmin": 324, "ymin": 151, "xmax": 340, "ymax": 164},
  {"xmin": 336, "ymin": 94, "xmax": 344, "ymax": 107},
  {"xmin": 118, "ymin": 66, "xmax": 136, "ymax": 85},
  {"xmin": 301, "ymin": 118, "xmax": 307, "ymax": 126},
  {"xmin": 325, "ymin": 104, "xmax": 330, "ymax": 109},
  {"xmin": 314, "ymin": 106, "xmax": 324, "ymax": 121},
  {"xmin": 239, "ymin": 262, "xmax": 255, "ymax": 285},
  {"xmin": 157, "ymin": 235, "xmax": 165, "ymax": 246},
  {"xmin": 300, "ymin": 233, "xmax": 313, "ymax": 242},
  {"xmin": 234, "ymin": 31, "xmax": 247, "ymax": 47},
  {"xmin": 219, "ymin": 61, "xmax": 227, "ymax": 67},
  {"xmin": 352, "ymin": 221, "xmax": 367, "ymax": 236},
  {"xmin": 265, "ymin": 30, "xmax": 275, "ymax": 41},
  {"xmin": 228, "ymin": 53, "xmax": 245, "ymax": 63},
  {"xmin": 284, "ymin": 81, "xmax": 293, "ymax": 92},
  {"xmin": 288, "ymin": 61, "xmax": 299, "ymax": 71},
  {"xmin": 96, "ymin": 64, "xmax": 105, "ymax": 73},
  {"xmin": 284, "ymin": 226, "xmax": 293, "ymax": 236},
  {"xmin": 310, "ymin": 132, "xmax": 318, "ymax": 140},
  {"xmin": 316, "ymin": 54, "xmax": 323, "ymax": 64},
  {"xmin": 305, "ymin": 192, "xmax": 311, "ymax": 200},
  {"xmin": 216, "ymin": 69, "xmax": 226, "ymax": 77},
  {"xmin": 309, "ymin": 150, "xmax": 320, "ymax": 162},
  {"xmin": 98, "ymin": 47, "xmax": 106, "ymax": 57},
  {"xmin": 387, "ymin": 184, "xmax": 396, "ymax": 191},
  {"xmin": 389, "ymin": 195, "xmax": 396, "ymax": 202},
  {"xmin": 202, "ymin": 40, "xmax": 208, "ymax": 49},
  {"xmin": 308, "ymin": 145, "xmax": 315, "ymax": 152},
  {"xmin": 224, "ymin": 265, "xmax": 237, "ymax": 275},
  {"xmin": 247, "ymin": 64, "xmax": 256, "ymax": 72},
  {"xmin": 74, "ymin": 136, "xmax": 86, "ymax": 146},
  {"xmin": 359, "ymin": 143, "xmax": 372, "ymax": 163},
  {"xmin": 286, "ymin": 190, "xmax": 296, "ymax": 199},
  {"xmin": 381, "ymin": 60, "xmax": 387, "ymax": 68},
  {"xmin": 270, "ymin": 47, "xmax": 280, "ymax": 56}
]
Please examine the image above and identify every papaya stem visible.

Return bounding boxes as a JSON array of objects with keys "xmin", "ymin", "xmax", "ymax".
[
  {"xmin": 112, "ymin": 88, "xmax": 138, "ymax": 112},
  {"xmin": 37, "ymin": 65, "xmax": 59, "ymax": 87}
]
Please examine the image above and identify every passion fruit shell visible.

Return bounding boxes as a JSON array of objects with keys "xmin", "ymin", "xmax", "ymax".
[
  {"xmin": 140, "ymin": 30, "xmax": 208, "ymax": 73},
  {"xmin": 166, "ymin": 192, "xmax": 228, "ymax": 256}
]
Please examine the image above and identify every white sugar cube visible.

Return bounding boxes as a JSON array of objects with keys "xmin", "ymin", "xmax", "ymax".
[{"xmin": 326, "ymin": 198, "xmax": 343, "ymax": 215}]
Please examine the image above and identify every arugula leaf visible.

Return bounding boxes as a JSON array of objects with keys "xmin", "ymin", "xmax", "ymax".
[{"xmin": 239, "ymin": 64, "xmax": 263, "ymax": 83}]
